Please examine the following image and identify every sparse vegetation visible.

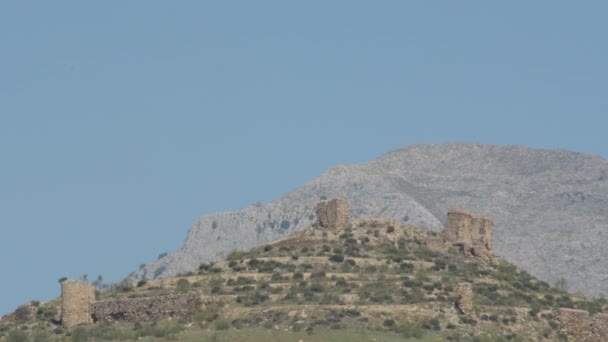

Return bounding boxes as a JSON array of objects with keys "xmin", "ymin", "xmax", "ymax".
[{"xmin": 2, "ymin": 219, "xmax": 595, "ymax": 342}]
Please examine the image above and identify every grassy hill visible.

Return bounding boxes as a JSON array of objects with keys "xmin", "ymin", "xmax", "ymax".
[{"xmin": 2, "ymin": 218, "xmax": 606, "ymax": 341}]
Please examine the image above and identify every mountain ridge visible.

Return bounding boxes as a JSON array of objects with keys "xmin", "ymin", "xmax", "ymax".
[{"xmin": 131, "ymin": 143, "xmax": 608, "ymax": 298}]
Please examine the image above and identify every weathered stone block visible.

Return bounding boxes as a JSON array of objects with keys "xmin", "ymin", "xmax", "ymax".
[{"xmin": 556, "ymin": 308, "xmax": 608, "ymax": 342}]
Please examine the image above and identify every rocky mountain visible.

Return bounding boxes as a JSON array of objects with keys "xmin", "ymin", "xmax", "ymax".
[{"xmin": 131, "ymin": 143, "xmax": 608, "ymax": 298}]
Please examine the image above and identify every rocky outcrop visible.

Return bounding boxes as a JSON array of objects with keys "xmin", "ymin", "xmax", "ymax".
[
  {"xmin": 131, "ymin": 143, "xmax": 608, "ymax": 298},
  {"xmin": 338, "ymin": 294, "xmax": 360, "ymax": 305},
  {"xmin": 556, "ymin": 308, "xmax": 608, "ymax": 341},
  {"xmin": 456, "ymin": 283, "xmax": 474, "ymax": 316},
  {"xmin": 315, "ymin": 199, "xmax": 350, "ymax": 229}
]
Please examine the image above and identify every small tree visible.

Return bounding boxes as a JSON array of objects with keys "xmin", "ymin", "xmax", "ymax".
[
  {"xmin": 555, "ymin": 277, "xmax": 568, "ymax": 291},
  {"xmin": 93, "ymin": 275, "xmax": 103, "ymax": 288},
  {"xmin": 176, "ymin": 278, "xmax": 190, "ymax": 293}
]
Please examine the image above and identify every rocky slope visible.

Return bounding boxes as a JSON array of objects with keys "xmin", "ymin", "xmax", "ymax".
[
  {"xmin": 131, "ymin": 143, "xmax": 608, "ymax": 298},
  {"xmin": 8, "ymin": 216, "xmax": 597, "ymax": 341}
]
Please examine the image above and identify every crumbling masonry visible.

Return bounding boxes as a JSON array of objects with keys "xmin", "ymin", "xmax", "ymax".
[
  {"xmin": 60, "ymin": 280, "xmax": 203, "ymax": 327},
  {"xmin": 92, "ymin": 292, "xmax": 202, "ymax": 323},
  {"xmin": 556, "ymin": 308, "xmax": 608, "ymax": 341},
  {"xmin": 445, "ymin": 210, "xmax": 494, "ymax": 259},
  {"xmin": 315, "ymin": 199, "xmax": 350, "ymax": 229}
]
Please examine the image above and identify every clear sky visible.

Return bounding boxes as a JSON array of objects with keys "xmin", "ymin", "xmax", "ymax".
[{"xmin": 1, "ymin": 1, "xmax": 606, "ymax": 314}]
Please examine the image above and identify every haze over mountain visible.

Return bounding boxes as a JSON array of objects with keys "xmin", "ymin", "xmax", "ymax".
[{"xmin": 132, "ymin": 143, "xmax": 608, "ymax": 298}]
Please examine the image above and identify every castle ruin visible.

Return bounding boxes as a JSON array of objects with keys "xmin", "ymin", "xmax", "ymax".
[
  {"xmin": 315, "ymin": 199, "xmax": 350, "ymax": 229},
  {"xmin": 445, "ymin": 210, "xmax": 493, "ymax": 259},
  {"xmin": 60, "ymin": 280, "xmax": 203, "ymax": 327}
]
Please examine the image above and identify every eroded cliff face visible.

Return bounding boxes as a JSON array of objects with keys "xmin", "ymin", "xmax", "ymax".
[{"xmin": 131, "ymin": 143, "xmax": 608, "ymax": 298}]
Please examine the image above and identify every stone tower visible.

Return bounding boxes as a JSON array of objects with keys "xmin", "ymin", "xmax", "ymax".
[
  {"xmin": 61, "ymin": 280, "xmax": 96, "ymax": 327},
  {"xmin": 446, "ymin": 210, "xmax": 493, "ymax": 257},
  {"xmin": 315, "ymin": 199, "xmax": 350, "ymax": 229}
]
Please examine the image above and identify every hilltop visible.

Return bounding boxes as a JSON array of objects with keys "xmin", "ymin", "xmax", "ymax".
[
  {"xmin": 2, "ymin": 201, "xmax": 606, "ymax": 341},
  {"xmin": 132, "ymin": 143, "xmax": 608, "ymax": 299}
]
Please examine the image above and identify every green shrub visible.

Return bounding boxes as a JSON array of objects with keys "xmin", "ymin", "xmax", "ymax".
[
  {"xmin": 399, "ymin": 262, "xmax": 414, "ymax": 273},
  {"xmin": 6, "ymin": 330, "xmax": 28, "ymax": 342},
  {"xmin": 496, "ymin": 263, "xmax": 518, "ymax": 282},
  {"xmin": 383, "ymin": 318, "xmax": 396, "ymax": 327},
  {"xmin": 235, "ymin": 276, "xmax": 254, "ymax": 285},
  {"xmin": 271, "ymin": 273, "xmax": 285, "ymax": 282},
  {"xmin": 310, "ymin": 271, "xmax": 326, "ymax": 279},
  {"xmin": 329, "ymin": 254, "xmax": 345, "ymax": 263},
  {"xmin": 214, "ymin": 319, "xmax": 231, "ymax": 330},
  {"xmin": 423, "ymin": 318, "xmax": 441, "ymax": 330},
  {"xmin": 197, "ymin": 307, "xmax": 219, "ymax": 323},
  {"xmin": 114, "ymin": 279, "xmax": 134, "ymax": 293},
  {"xmin": 433, "ymin": 259, "xmax": 447, "ymax": 270},
  {"xmin": 70, "ymin": 327, "xmax": 88, "ymax": 342},
  {"xmin": 176, "ymin": 278, "xmax": 190, "ymax": 292},
  {"xmin": 414, "ymin": 247, "xmax": 438, "ymax": 261},
  {"xmin": 395, "ymin": 323, "xmax": 424, "ymax": 338},
  {"xmin": 335, "ymin": 278, "xmax": 348, "ymax": 287},
  {"xmin": 236, "ymin": 291, "xmax": 269, "ymax": 306}
]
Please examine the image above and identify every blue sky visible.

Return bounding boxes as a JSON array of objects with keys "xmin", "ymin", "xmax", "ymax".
[{"xmin": 1, "ymin": 1, "xmax": 606, "ymax": 314}]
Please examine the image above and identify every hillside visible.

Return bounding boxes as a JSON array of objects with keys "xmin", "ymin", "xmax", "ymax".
[
  {"xmin": 132, "ymin": 143, "xmax": 608, "ymax": 299},
  {"xmin": 2, "ymin": 204, "xmax": 606, "ymax": 341}
]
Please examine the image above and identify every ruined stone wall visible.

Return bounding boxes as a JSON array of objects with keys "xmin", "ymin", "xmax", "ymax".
[
  {"xmin": 315, "ymin": 199, "xmax": 350, "ymax": 229},
  {"xmin": 456, "ymin": 283, "xmax": 474, "ymax": 316},
  {"xmin": 61, "ymin": 280, "xmax": 96, "ymax": 327},
  {"xmin": 592, "ymin": 313, "xmax": 608, "ymax": 341},
  {"xmin": 556, "ymin": 308, "xmax": 608, "ymax": 342},
  {"xmin": 446, "ymin": 210, "xmax": 493, "ymax": 256},
  {"xmin": 471, "ymin": 216, "xmax": 493, "ymax": 249},
  {"xmin": 91, "ymin": 292, "xmax": 202, "ymax": 323}
]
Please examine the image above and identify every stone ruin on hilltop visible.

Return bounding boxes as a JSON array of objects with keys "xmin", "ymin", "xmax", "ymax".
[
  {"xmin": 55, "ymin": 200, "xmax": 607, "ymax": 340},
  {"xmin": 315, "ymin": 198, "xmax": 350, "ymax": 229},
  {"xmin": 60, "ymin": 280, "xmax": 96, "ymax": 327},
  {"xmin": 445, "ymin": 209, "xmax": 495, "ymax": 260}
]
